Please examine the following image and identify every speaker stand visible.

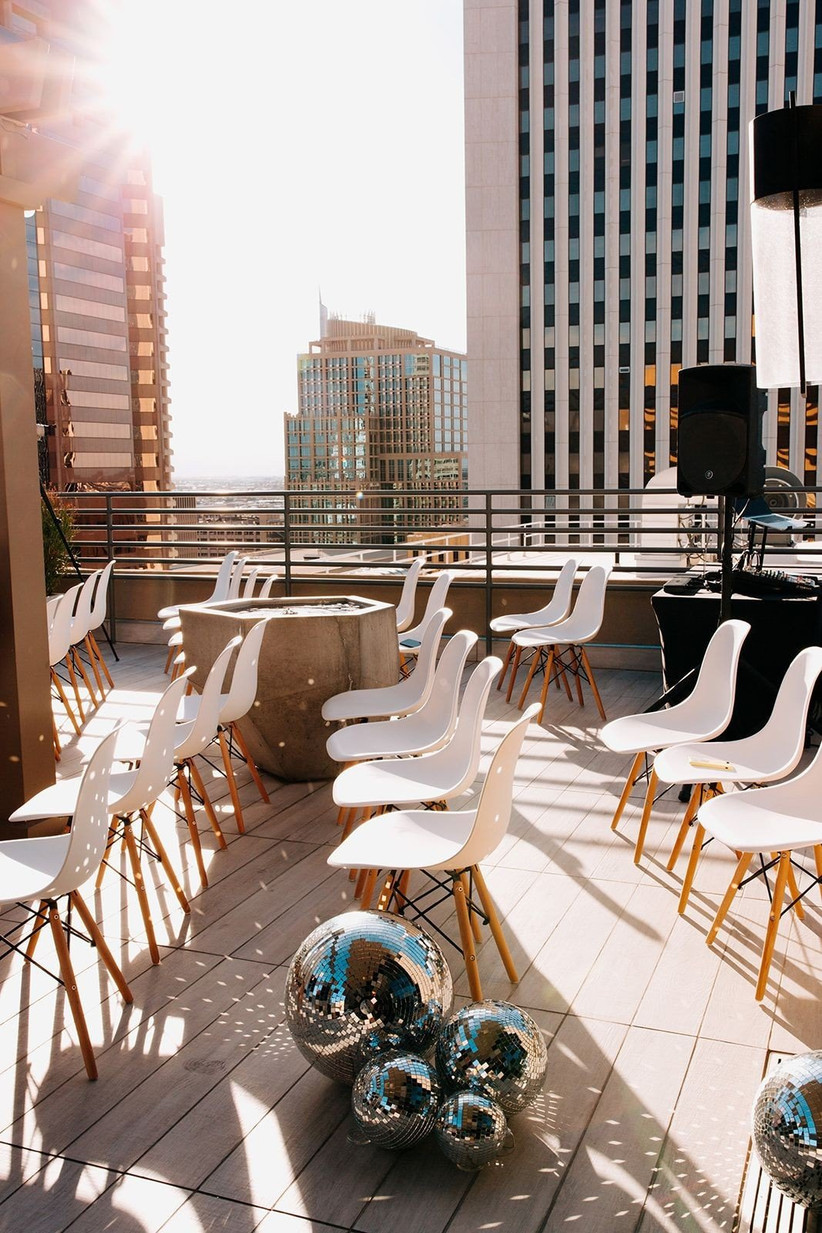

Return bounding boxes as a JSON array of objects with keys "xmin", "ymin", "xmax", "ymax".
[{"xmin": 718, "ymin": 494, "xmax": 734, "ymax": 624}]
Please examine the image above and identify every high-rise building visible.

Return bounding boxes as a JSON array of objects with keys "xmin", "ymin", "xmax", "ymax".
[
  {"xmin": 465, "ymin": 0, "xmax": 822, "ymax": 497},
  {"xmin": 4, "ymin": 1, "xmax": 172, "ymax": 493},
  {"xmin": 285, "ymin": 314, "xmax": 467, "ymax": 542}
]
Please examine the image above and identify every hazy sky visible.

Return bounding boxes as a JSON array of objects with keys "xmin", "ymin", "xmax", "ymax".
[{"xmin": 100, "ymin": 1, "xmax": 466, "ymax": 479}]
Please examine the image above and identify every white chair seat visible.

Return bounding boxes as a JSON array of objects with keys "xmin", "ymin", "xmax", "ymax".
[
  {"xmin": 700, "ymin": 787, "xmax": 822, "ymax": 852},
  {"xmin": 0, "ymin": 833, "xmax": 72, "ymax": 899},
  {"xmin": 328, "ymin": 809, "xmax": 475, "ymax": 872}
]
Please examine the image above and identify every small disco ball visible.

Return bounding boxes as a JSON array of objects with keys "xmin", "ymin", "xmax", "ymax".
[
  {"xmin": 284, "ymin": 910, "xmax": 453, "ymax": 1085},
  {"xmin": 435, "ymin": 1000, "xmax": 547, "ymax": 1116},
  {"xmin": 351, "ymin": 1050, "xmax": 441, "ymax": 1150},
  {"xmin": 752, "ymin": 1051, "xmax": 822, "ymax": 1211},
  {"xmin": 435, "ymin": 1090, "xmax": 511, "ymax": 1171}
]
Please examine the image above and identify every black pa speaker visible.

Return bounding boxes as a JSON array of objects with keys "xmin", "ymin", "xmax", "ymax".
[{"xmin": 676, "ymin": 363, "xmax": 766, "ymax": 498}]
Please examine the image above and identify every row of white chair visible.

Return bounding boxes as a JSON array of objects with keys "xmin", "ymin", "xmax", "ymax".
[
  {"xmin": 6, "ymin": 618, "xmax": 272, "ymax": 1077},
  {"xmin": 49, "ymin": 561, "xmax": 116, "ymax": 755},
  {"xmin": 322, "ymin": 612, "xmax": 539, "ymax": 1000},
  {"xmin": 601, "ymin": 617, "xmax": 822, "ymax": 1003}
]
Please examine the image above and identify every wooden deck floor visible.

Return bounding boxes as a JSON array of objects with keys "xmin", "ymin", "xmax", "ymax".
[{"xmin": 0, "ymin": 640, "xmax": 819, "ymax": 1232}]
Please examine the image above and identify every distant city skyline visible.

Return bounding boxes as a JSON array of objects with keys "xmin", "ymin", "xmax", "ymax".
[{"xmin": 99, "ymin": 1, "xmax": 466, "ymax": 480}]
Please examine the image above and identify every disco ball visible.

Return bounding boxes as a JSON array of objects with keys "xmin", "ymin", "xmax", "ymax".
[
  {"xmin": 752, "ymin": 1050, "xmax": 822, "ymax": 1211},
  {"xmin": 435, "ymin": 1000, "xmax": 547, "ymax": 1116},
  {"xmin": 351, "ymin": 1050, "xmax": 441, "ymax": 1150},
  {"xmin": 435, "ymin": 1090, "xmax": 511, "ymax": 1171},
  {"xmin": 284, "ymin": 910, "xmax": 453, "ymax": 1085}
]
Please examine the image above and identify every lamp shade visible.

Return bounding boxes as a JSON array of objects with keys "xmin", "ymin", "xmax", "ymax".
[{"xmin": 750, "ymin": 104, "xmax": 822, "ymax": 389}]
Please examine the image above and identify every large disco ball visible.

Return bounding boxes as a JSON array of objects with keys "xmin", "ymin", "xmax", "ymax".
[
  {"xmin": 435, "ymin": 1090, "xmax": 511, "ymax": 1171},
  {"xmin": 351, "ymin": 1050, "xmax": 441, "ymax": 1150},
  {"xmin": 285, "ymin": 910, "xmax": 453, "ymax": 1085},
  {"xmin": 435, "ymin": 1000, "xmax": 547, "ymax": 1116},
  {"xmin": 752, "ymin": 1051, "xmax": 822, "ymax": 1210}
]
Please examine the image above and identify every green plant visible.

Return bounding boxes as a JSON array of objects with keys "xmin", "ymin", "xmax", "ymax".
[{"xmin": 41, "ymin": 492, "xmax": 75, "ymax": 595}]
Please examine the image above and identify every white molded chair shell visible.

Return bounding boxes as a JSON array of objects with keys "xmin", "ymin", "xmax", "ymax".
[
  {"xmin": 157, "ymin": 550, "xmax": 238, "ymax": 621},
  {"xmin": 68, "ymin": 576, "xmax": 95, "ymax": 649},
  {"xmin": 0, "ymin": 727, "xmax": 121, "ymax": 903},
  {"xmin": 48, "ymin": 589, "xmax": 77, "ymax": 668},
  {"xmin": 513, "ymin": 563, "xmax": 613, "ymax": 652},
  {"xmin": 395, "ymin": 556, "xmax": 426, "ymax": 633},
  {"xmin": 88, "ymin": 560, "xmax": 115, "ymax": 634},
  {"xmin": 322, "ymin": 607, "xmax": 452, "ymax": 723},
  {"xmin": 180, "ymin": 619, "xmax": 268, "ymax": 728},
  {"xmin": 328, "ymin": 704, "xmax": 539, "ymax": 874},
  {"xmin": 399, "ymin": 570, "xmax": 455, "ymax": 657},
  {"xmin": 241, "ymin": 567, "xmax": 259, "ymax": 599},
  {"xmin": 490, "ymin": 557, "xmax": 578, "ymax": 634},
  {"xmin": 699, "ymin": 744, "xmax": 822, "ymax": 854},
  {"xmin": 10, "ymin": 673, "xmax": 192, "ymax": 825},
  {"xmin": 332, "ymin": 654, "xmax": 503, "ymax": 809},
  {"xmin": 257, "ymin": 572, "xmax": 278, "ymax": 599},
  {"xmin": 326, "ymin": 629, "xmax": 478, "ymax": 763},
  {"xmin": 173, "ymin": 637, "xmax": 242, "ymax": 762},
  {"xmin": 600, "ymin": 618, "xmax": 751, "ymax": 757},
  {"xmin": 654, "ymin": 644, "xmax": 822, "ymax": 789},
  {"xmin": 227, "ymin": 557, "xmax": 248, "ymax": 601}
]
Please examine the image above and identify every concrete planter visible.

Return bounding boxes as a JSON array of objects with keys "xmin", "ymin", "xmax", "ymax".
[{"xmin": 178, "ymin": 594, "xmax": 399, "ymax": 782}]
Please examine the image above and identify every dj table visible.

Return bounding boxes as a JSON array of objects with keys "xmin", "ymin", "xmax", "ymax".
[{"xmin": 651, "ymin": 575, "xmax": 822, "ymax": 738}]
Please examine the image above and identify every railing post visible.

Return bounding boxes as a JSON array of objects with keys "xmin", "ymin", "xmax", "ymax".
[
  {"xmin": 283, "ymin": 490, "xmax": 292, "ymax": 595},
  {"xmin": 106, "ymin": 494, "xmax": 116, "ymax": 642},
  {"xmin": 485, "ymin": 490, "xmax": 493, "ymax": 657}
]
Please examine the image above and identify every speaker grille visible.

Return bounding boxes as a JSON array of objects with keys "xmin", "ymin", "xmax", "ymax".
[{"xmin": 678, "ymin": 411, "xmax": 749, "ymax": 494}]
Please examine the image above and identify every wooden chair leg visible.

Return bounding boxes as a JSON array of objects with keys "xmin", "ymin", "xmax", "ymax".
[
  {"xmin": 756, "ymin": 851, "xmax": 791, "ymax": 1002},
  {"xmin": 95, "ymin": 824, "xmax": 119, "ymax": 889},
  {"xmin": 140, "ymin": 810, "xmax": 190, "ymax": 913},
  {"xmin": 359, "ymin": 870, "xmax": 379, "ymax": 910},
  {"xmin": 47, "ymin": 899, "xmax": 97, "ymax": 1079},
  {"xmin": 472, "ymin": 865, "xmax": 519, "ymax": 983},
  {"xmin": 230, "ymin": 723, "xmax": 270, "ymax": 803},
  {"xmin": 354, "ymin": 868, "xmax": 368, "ymax": 899},
  {"xmin": 122, "ymin": 819, "xmax": 160, "ymax": 964},
  {"xmin": 555, "ymin": 652, "xmax": 573, "ymax": 700},
  {"xmin": 70, "ymin": 890, "xmax": 133, "ymax": 1003},
  {"xmin": 505, "ymin": 645, "xmax": 523, "ymax": 704},
  {"xmin": 85, "ymin": 635, "xmax": 106, "ymax": 699},
  {"xmin": 461, "ymin": 872, "xmax": 482, "ymax": 943},
  {"xmin": 814, "ymin": 845, "xmax": 822, "ymax": 902},
  {"xmin": 376, "ymin": 872, "xmax": 399, "ymax": 911},
  {"xmin": 52, "ymin": 715, "xmax": 61, "ymax": 761},
  {"xmin": 452, "ymin": 873, "xmax": 483, "ymax": 1001},
  {"xmin": 26, "ymin": 901, "xmax": 48, "ymax": 959},
  {"xmin": 536, "ymin": 651, "xmax": 557, "ymax": 725},
  {"xmin": 633, "ymin": 769, "xmax": 659, "ymax": 864},
  {"xmin": 177, "ymin": 769, "xmax": 209, "ymax": 890},
  {"xmin": 611, "ymin": 752, "xmax": 645, "ymax": 832},
  {"xmin": 51, "ymin": 667, "xmax": 82, "ymax": 735},
  {"xmin": 667, "ymin": 784, "xmax": 703, "ymax": 871},
  {"xmin": 88, "ymin": 631, "xmax": 115, "ymax": 689},
  {"xmin": 218, "ymin": 729, "xmax": 246, "ymax": 833},
  {"xmin": 188, "ymin": 758, "xmax": 227, "ymax": 849},
  {"xmin": 707, "ymin": 851, "xmax": 753, "ymax": 946},
  {"xmin": 779, "ymin": 855, "xmax": 805, "ymax": 920},
  {"xmin": 164, "ymin": 643, "xmax": 175, "ymax": 675},
  {"xmin": 517, "ymin": 649, "xmax": 543, "ymax": 710},
  {"xmin": 497, "ymin": 641, "xmax": 515, "ymax": 690},
  {"xmin": 677, "ymin": 820, "xmax": 705, "ymax": 914},
  {"xmin": 579, "ymin": 647, "xmax": 606, "ymax": 720},
  {"xmin": 70, "ymin": 645, "xmax": 99, "ymax": 709}
]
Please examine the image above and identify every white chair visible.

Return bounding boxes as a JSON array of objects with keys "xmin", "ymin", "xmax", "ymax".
[
  {"xmin": 398, "ymin": 569, "xmax": 455, "ymax": 675},
  {"xmin": 696, "ymin": 743, "xmax": 822, "ymax": 1002},
  {"xmin": 256, "ymin": 572, "xmax": 278, "ymax": 599},
  {"xmin": 85, "ymin": 560, "xmax": 116, "ymax": 692},
  {"xmin": 328, "ymin": 703, "xmax": 540, "ymax": 1001},
  {"xmin": 47, "ymin": 594, "xmax": 78, "ymax": 755},
  {"xmin": 655, "ymin": 644, "xmax": 822, "ymax": 913},
  {"xmin": 12, "ymin": 673, "xmax": 193, "ymax": 966},
  {"xmin": 600, "ymin": 618, "xmax": 750, "ymax": 865},
  {"xmin": 491, "ymin": 556, "xmax": 578, "ymax": 693},
  {"xmin": 322, "ymin": 606, "xmax": 452, "ymax": 724},
  {"xmin": 226, "ymin": 556, "xmax": 248, "ymax": 600},
  {"xmin": 50, "ymin": 583, "xmax": 86, "ymax": 726},
  {"xmin": 158, "ymin": 550, "xmax": 238, "ymax": 623},
  {"xmin": 513, "ymin": 563, "xmax": 612, "ymax": 721},
  {"xmin": 395, "ymin": 556, "xmax": 426, "ymax": 633},
  {"xmin": 331, "ymin": 655, "xmax": 502, "ymax": 852},
  {"xmin": 166, "ymin": 637, "xmax": 243, "ymax": 888},
  {"xmin": 67, "ymin": 573, "xmax": 103, "ymax": 710},
  {"xmin": 326, "ymin": 629, "xmax": 478, "ymax": 765},
  {"xmin": 178, "ymin": 619, "xmax": 271, "ymax": 834},
  {"xmin": 0, "ymin": 727, "xmax": 131, "ymax": 1080}
]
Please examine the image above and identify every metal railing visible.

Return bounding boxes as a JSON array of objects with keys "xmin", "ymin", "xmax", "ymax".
[{"xmin": 54, "ymin": 483, "xmax": 822, "ymax": 647}]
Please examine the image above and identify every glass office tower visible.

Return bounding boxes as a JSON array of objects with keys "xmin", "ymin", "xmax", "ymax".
[{"xmin": 465, "ymin": 0, "xmax": 822, "ymax": 497}]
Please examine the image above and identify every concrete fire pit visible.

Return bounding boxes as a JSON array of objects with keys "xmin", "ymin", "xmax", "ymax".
[{"xmin": 178, "ymin": 594, "xmax": 399, "ymax": 781}]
